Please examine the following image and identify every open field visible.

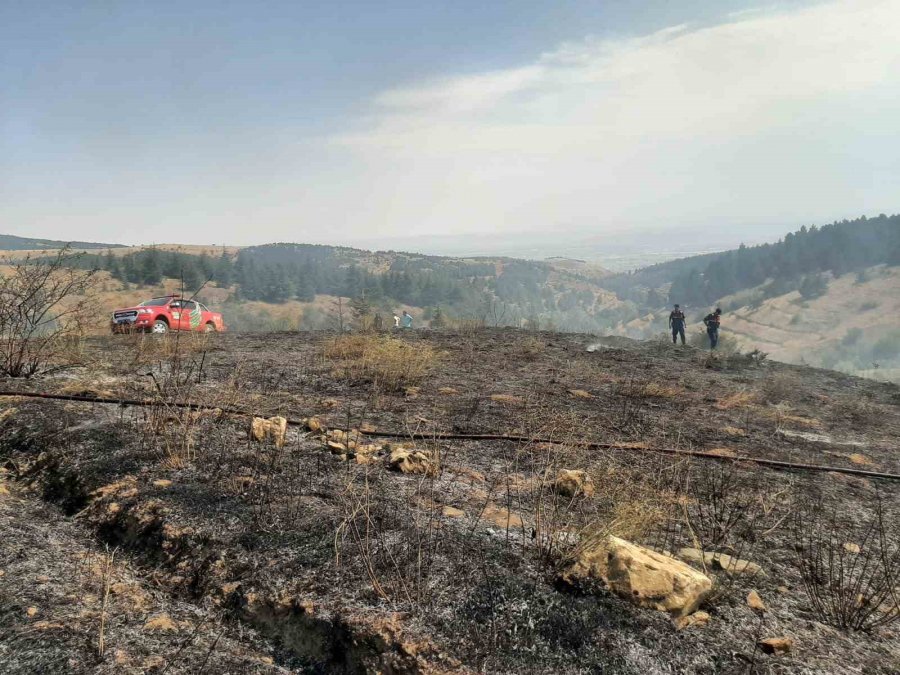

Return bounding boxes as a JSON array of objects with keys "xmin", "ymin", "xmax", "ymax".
[{"xmin": 1, "ymin": 329, "xmax": 899, "ymax": 673}]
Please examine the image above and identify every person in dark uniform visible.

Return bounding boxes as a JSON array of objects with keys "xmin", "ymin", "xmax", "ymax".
[
  {"xmin": 669, "ymin": 304, "xmax": 686, "ymax": 345},
  {"xmin": 703, "ymin": 308, "xmax": 722, "ymax": 349}
]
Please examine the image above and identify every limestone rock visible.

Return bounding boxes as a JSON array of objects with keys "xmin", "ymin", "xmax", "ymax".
[
  {"xmin": 606, "ymin": 537, "xmax": 712, "ymax": 616},
  {"xmin": 674, "ymin": 610, "xmax": 710, "ymax": 630},
  {"xmin": 442, "ymin": 505, "xmax": 465, "ymax": 518},
  {"xmin": 758, "ymin": 637, "xmax": 792, "ymax": 655},
  {"xmin": 482, "ymin": 504, "xmax": 524, "ymax": 530},
  {"xmin": 306, "ymin": 417, "xmax": 323, "ymax": 432},
  {"xmin": 843, "ymin": 542, "xmax": 861, "ymax": 554},
  {"xmin": 566, "ymin": 536, "xmax": 712, "ymax": 617},
  {"xmin": 678, "ymin": 547, "xmax": 763, "ymax": 577},
  {"xmin": 388, "ymin": 448, "xmax": 437, "ymax": 477},
  {"xmin": 143, "ymin": 614, "xmax": 178, "ymax": 633},
  {"xmin": 553, "ymin": 469, "xmax": 595, "ymax": 498},
  {"xmin": 250, "ymin": 416, "xmax": 287, "ymax": 448},
  {"xmin": 327, "ymin": 441, "xmax": 348, "ymax": 454},
  {"xmin": 747, "ymin": 590, "xmax": 766, "ymax": 612}
]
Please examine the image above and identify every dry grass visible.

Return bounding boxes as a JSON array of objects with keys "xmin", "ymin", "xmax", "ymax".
[
  {"xmin": 832, "ymin": 397, "xmax": 880, "ymax": 425},
  {"xmin": 767, "ymin": 404, "xmax": 821, "ymax": 429},
  {"xmin": 714, "ymin": 390, "xmax": 757, "ymax": 410},
  {"xmin": 760, "ymin": 372, "xmax": 800, "ymax": 404},
  {"xmin": 618, "ymin": 381, "xmax": 684, "ymax": 400},
  {"xmin": 324, "ymin": 334, "xmax": 439, "ymax": 392},
  {"xmin": 560, "ymin": 468, "xmax": 678, "ymax": 575},
  {"xmin": 490, "ymin": 393, "xmax": 525, "ymax": 405},
  {"xmin": 517, "ymin": 337, "xmax": 545, "ymax": 361}
]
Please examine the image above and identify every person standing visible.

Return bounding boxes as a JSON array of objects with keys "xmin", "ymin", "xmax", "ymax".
[
  {"xmin": 393, "ymin": 314, "xmax": 400, "ymax": 329},
  {"xmin": 703, "ymin": 308, "xmax": 722, "ymax": 349},
  {"xmin": 669, "ymin": 304, "xmax": 686, "ymax": 345},
  {"xmin": 401, "ymin": 310, "xmax": 413, "ymax": 329},
  {"xmin": 373, "ymin": 313, "xmax": 383, "ymax": 331}
]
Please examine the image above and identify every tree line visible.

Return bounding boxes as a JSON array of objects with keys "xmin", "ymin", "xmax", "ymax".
[{"xmin": 666, "ymin": 214, "xmax": 900, "ymax": 306}]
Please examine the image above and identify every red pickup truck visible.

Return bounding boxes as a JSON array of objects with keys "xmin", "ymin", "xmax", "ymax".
[{"xmin": 111, "ymin": 295, "xmax": 226, "ymax": 334}]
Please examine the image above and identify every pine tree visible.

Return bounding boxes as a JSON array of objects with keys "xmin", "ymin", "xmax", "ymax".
[
  {"xmin": 349, "ymin": 292, "xmax": 373, "ymax": 330},
  {"xmin": 140, "ymin": 248, "xmax": 163, "ymax": 285},
  {"xmin": 214, "ymin": 250, "xmax": 233, "ymax": 287}
]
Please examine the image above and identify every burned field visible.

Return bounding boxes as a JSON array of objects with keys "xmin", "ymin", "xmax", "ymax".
[{"xmin": 1, "ymin": 328, "xmax": 899, "ymax": 674}]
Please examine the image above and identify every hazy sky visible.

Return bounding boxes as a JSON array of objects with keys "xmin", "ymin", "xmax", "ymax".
[{"xmin": 2, "ymin": 0, "xmax": 899, "ymax": 247}]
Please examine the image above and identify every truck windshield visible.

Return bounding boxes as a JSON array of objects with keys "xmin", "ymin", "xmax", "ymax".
[{"xmin": 139, "ymin": 298, "xmax": 174, "ymax": 307}]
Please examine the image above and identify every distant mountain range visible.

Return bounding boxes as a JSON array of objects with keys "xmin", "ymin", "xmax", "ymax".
[{"xmin": 0, "ymin": 234, "xmax": 125, "ymax": 251}]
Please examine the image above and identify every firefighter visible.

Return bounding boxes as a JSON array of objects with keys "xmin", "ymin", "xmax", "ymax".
[
  {"xmin": 401, "ymin": 310, "xmax": 413, "ymax": 329},
  {"xmin": 393, "ymin": 314, "xmax": 400, "ymax": 329},
  {"xmin": 373, "ymin": 313, "xmax": 383, "ymax": 331},
  {"xmin": 703, "ymin": 307, "xmax": 722, "ymax": 349},
  {"xmin": 669, "ymin": 303, "xmax": 686, "ymax": 345}
]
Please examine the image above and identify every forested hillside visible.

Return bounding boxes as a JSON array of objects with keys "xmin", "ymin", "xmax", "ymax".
[
  {"xmin": 0, "ymin": 234, "xmax": 123, "ymax": 251},
  {"xmin": 69, "ymin": 243, "xmax": 621, "ymax": 332},
  {"xmin": 603, "ymin": 214, "xmax": 900, "ymax": 308}
]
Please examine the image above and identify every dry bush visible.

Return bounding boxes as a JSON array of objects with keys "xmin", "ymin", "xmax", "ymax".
[
  {"xmin": 517, "ymin": 337, "xmax": 545, "ymax": 361},
  {"xmin": 793, "ymin": 496, "xmax": 900, "ymax": 632},
  {"xmin": 681, "ymin": 460, "xmax": 775, "ymax": 550},
  {"xmin": 760, "ymin": 372, "xmax": 800, "ymax": 404},
  {"xmin": 324, "ymin": 334, "xmax": 439, "ymax": 392},
  {"xmin": 534, "ymin": 452, "xmax": 682, "ymax": 570},
  {"xmin": 831, "ymin": 396, "xmax": 879, "ymax": 425},
  {"xmin": 0, "ymin": 248, "xmax": 97, "ymax": 377}
]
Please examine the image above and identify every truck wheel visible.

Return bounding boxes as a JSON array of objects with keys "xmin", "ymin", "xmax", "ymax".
[
  {"xmin": 151, "ymin": 320, "xmax": 169, "ymax": 334},
  {"xmin": 204, "ymin": 322, "xmax": 216, "ymax": 333}
]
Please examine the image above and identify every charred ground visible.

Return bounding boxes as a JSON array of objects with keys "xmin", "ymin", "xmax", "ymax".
[{"xmin": 1, "ymin": 328, "xmax": 899, "ymax": 674}]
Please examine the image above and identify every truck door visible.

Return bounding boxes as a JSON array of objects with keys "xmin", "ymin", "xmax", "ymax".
[{"xmin": 179, "ymin": 300, "xmax": 202, "ymax": 331}]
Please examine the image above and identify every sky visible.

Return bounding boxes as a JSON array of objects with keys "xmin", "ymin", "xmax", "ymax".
[{"xmin": 2, "ymin": 0, "xmax": 899, "ymax": 251}]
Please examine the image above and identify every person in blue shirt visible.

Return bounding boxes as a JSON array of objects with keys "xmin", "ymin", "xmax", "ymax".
[{"xmin": 401, "ymin": 311, "xmax": 413, "ymax": 329}]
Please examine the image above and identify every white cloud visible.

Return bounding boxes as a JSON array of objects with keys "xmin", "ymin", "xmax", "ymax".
[{"xmin": 325, "ymin": 0, "xmax": 900, "ymax": 239}]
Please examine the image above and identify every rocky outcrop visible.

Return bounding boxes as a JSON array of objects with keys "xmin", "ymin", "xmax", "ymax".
[
  {"xmin": 565, "ymin": 536, "xmax": 712, "ymax": 617},
  {"xmin": 388, "ymin": 448, "xmax": 437, "ymax": 477}
]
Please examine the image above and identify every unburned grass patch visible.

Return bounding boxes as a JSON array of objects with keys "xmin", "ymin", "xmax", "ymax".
[
  {"xmin": 714, "ymin": 390, "xmax": 756, "ymax": 410},
  {"xmin": 323, "ymin": 334, "xmax": 439, "ymax": 392},
  {"xmin": 616, "ymin": 380, "xmax": 685, "ymax": 400}
]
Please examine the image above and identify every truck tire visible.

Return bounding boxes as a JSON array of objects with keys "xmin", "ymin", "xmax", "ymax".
[
  {"xmin": 204, "ymin": 322, "xmax": 216, "ymax": 333},
  {"xmin": 151, "ymin": 319, "xmax": 169, "ymax": 334}
]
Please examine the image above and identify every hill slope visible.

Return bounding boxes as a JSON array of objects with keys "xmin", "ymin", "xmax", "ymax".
[{"xmin": 1, "ymin": 330, "xmax": 898, "ymax": 672}]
